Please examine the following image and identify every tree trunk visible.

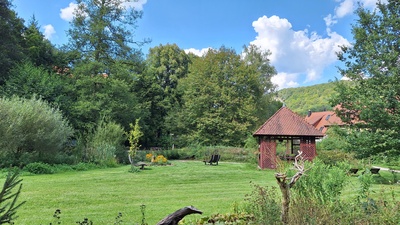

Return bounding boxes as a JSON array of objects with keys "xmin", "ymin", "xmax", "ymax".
[
  {"xmin": 156, "ymin": 206, "xmax": 202, "ymax": 225},
  {"xmin": 276, "ymin": 174, "xmax": 290, "ymax": 224}
]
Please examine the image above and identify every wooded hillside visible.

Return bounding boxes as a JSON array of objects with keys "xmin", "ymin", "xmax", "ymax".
[{"xmin": 277, "ymin": 82, "xmax": 338, "ymax": 116}]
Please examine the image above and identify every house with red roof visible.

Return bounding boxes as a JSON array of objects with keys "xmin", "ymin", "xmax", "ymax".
[{"xmin": 304, "ymin": 109, "xmax": 345, "ymax": 134}]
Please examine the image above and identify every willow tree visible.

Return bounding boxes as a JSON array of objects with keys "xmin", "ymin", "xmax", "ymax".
[{"xmin": 332, "ymin": 0, "xmax": 400, "ymax": 158}]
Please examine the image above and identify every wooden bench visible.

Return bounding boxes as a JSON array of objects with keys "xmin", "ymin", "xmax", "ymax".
[
  {"xmin": 362, "ymin": 168, "xmax": 380, "ymax": 175},
  {"xmin": 370, "ymin": 168, "xmax": 380, "ymax": 175},
  {"xmin": 349, "ymin": 168, "xmax": 359, "ymax": 174},
  {"xmin": 203, "ymin": 154, "xmax": 221, "ymax": 165}
]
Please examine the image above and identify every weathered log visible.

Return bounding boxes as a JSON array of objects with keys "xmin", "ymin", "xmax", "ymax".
[{"xmin": 156, "ymin": 206, "xmax": 202, "ymax": 225}]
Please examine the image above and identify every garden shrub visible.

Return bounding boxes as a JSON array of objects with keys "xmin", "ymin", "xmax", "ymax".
[
  {"xmin": 72, "ymin": 162, "xmax": 99, "ymax": 171},
  {"xmin": 24, "ymin": 162, "xmax": 54, "ymax": 174},
  {"xmin": 0, "ymin": 96, "xmax": 74, "ymax": 167},
  {"xmin": 242, "ymin": 183, "xmax": 281, "ymax": 225},
  {"xmin": 317, "ymin": 149, "xmax": 356, "ymax": 167},
  {"xmin": 83, "ymin": 117, "xmax": 125, "ymax": 164},
  {"xmin": 292, "ymin": 159, "xmax": 349, "ymax": 204}
]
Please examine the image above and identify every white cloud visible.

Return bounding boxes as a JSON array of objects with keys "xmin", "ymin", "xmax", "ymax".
[
  {"xmin": 60, "ymin": 2, "xmax": 78, "ymax": 22},
  {"xmin": 123, "ymin": 0, "xmax": 148, "ymax": 11},
  {"xmin": 184, "ymin": 47, "xmax": 212, "ymax": 57},
  {"xmin": 335, "ymin": 0, "xmax": 355, "ymax": 18},
  {"xmin": 324, "ymin": 14, "xmax": 337, "ymax": 28},
  {"xmin": 250, "ymin": 15, "xmax": 350, "ymax": 89},
  {"xmin": 333, "ymin": 0, "xmax": 382, "ymax": 21},
  {"xmin": 271, "ymin": 73, "xmax": 299, "ymax": 90},
  {"xmin": 43, "ymin": 24, "xmax": 56, "ymax": 40},
  {"xmin": 60, "ymin": 1, "xmax": 148, "ymax": 22}
]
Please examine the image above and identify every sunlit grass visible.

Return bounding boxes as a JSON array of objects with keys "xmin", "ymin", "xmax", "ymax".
[
  {"xmin": 1, "ymin": 160, "xmax": 399, "ymax": 224},
  {"xmin": 6, "ymin": 161, "xmax": 275, "ymax": 224}
]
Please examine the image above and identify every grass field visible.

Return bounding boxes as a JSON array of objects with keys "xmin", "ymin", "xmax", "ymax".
[
  {"xmin": 1, "ymin": 160, "xmax": 399, "ymax": 224},
  {"xmin": 4, "ymin": 161, "xmax": 276, "ymax": 224}
]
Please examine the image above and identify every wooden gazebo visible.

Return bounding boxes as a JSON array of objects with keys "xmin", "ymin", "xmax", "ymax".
[{"xmin": 253, "ymin": 106, "xmax": 324, "ymax": 169}]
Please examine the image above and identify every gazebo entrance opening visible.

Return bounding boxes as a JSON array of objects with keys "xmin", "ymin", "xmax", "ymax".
[{"xmin": 258, "ymin": 136, "xmax": 317, "ymax": 169}]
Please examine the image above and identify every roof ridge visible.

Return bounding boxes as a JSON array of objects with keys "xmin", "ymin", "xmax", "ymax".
[{"xmin": 253, "ymin": 106, "xmax": 324, "ymax": 137}]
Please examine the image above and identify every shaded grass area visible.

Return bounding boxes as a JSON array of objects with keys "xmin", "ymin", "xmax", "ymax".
[{"xmin": 5, "ymin": 161, "xmax": 276, "ymax": 224}]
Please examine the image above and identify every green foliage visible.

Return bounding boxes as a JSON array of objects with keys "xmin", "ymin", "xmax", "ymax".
[
  {"xmin": 292, "ymin": 159, "xmax": 349, "ymax": 204},
  {"xmin": 171, "ymin": 46, "xmax": 276, "ymax": 146},
  {"xmin": 0, "ymin": 169, "xmax": 25, "ymax": 224},
  {"xmin": 317, "ymin": 125, "xmax": 350, "ymax": 151},
  {"xmin": 0, "ymin": 96, "xmax": 74, "ymax": 167},
  {"xmin": 278, "ymin": 82, "xmax": 337, "ymax": 115},
  {"xmin": 189, "ymin": 212, "xmax": 255, "ymax": 225},
  {"xmin": 331, "ymin": 0, "xmax": 400, "ymax": 158},
  {"xmin": 135, "ymin": 44, "xmax": 191, "ymax": 147},
  {"xmin": 243, "ymin": 134, "xmax": 258, "ymax": 150},
  {"xmin": 84, "ymin": 117, "xmax": 125, "ymax": 164},
  {"xmin": 24, "ymin": 162, "xmax": 54, "ymax": 174},
  {"xmin": 127, "ymin": 119, "xmax": 143, "ymax": 164},
  {"xmin": 67, "ymin": 0, "xmax": 147, "ymax": 66},
  {"xmin": 23, "ymin": 16, "xmax": 57, "ymax": 69},
  {"xmin": 70, "ymin": 73, "xmax": 141, "ymax": 133},
  {"xmin": 128, "ymin": 165, "xmax": 141, "ymax": 173},
  {"xmin": 0, "ymin": 62, "xmax": 74, "ymax": 113},
  {"xmin": 317, "ymin": 150, "xmax": 356, "ymax": 167},
  {"xmin": 0, "ymin": 0, "xmax": 26, "ymax": 83},
  {"xmin": 242, "ymin": 183, "xmax": 281, "ymax": 225}
]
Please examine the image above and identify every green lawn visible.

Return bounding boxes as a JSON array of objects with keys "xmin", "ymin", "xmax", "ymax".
[
  {"xmin": 5, "ymin": 161, "xmax": 276, "ymax": 224},
  {"xmin": 1, "ymin": 160, "xmax": 399, "ymax": 224}
]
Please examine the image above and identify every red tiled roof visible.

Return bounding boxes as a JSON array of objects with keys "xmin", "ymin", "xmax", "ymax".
[
  {"xmin": 304, "ymin": 110, "xmax": 345, "ymax": 134},
  {"xmin": 253, "ymin": 107, "xmax": 324, "ymax": 137}
]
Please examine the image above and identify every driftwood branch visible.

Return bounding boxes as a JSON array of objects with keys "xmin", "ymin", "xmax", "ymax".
[
  {"xmin": 156, "ymin": 206, "xmax": 203, "ymax": 225},
  {"xmin": 274, "ymin": 151, "xmax": 308, "ymax": 224}
]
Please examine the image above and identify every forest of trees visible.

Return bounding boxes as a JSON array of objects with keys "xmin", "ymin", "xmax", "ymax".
[
  {"xmin": 0, "ymin": 0, "xmax": 281, "ymax": 166},
  {"xmin": 277, "ymin": 82, "xmax": 338, "ymax": 116},
  {"xmin": 1, "ymin": 0, "xmax": 399, "ymax": 167}
]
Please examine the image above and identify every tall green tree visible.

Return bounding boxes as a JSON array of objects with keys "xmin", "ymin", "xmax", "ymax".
[
  {"xmin": 0, "ymin": 62, "xmax": 75, "ymax": 120},
  {"xmin": 134, "ymin": 44, "xmax": 190, "ymax": 147},
  {"xmin": 242, "ymin": 44, "xmax": 278, "ymax": 125},
  {"xmin": 332, "ymin": 0, "xmax": 400, "ymax": 158},
  {"xmin": 67, "ymin": 0, "xmax": 148, "ymax": 69},
  {"xmin": 0, "ymin": 0, "xmax": 26, "ymax": 84},
  {"xmin": 23, "ymin": 16, "xmax": 56, "ymax": 69},
  {"xmin": 172, "ymin": 46, "xmax": 276, "ymax": 146},
  {"xmin": 70, "ymin": 74, "xmax": 142, "ymax": 134}
]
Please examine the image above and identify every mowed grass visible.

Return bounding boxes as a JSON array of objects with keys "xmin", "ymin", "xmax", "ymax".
[
  {"xmin": 2, "ymin": 160, "xmax": 399, "ymax": 224},
  {"xmin": 6, "ymin": 161, "xmax": 276, "ymax": 224}
]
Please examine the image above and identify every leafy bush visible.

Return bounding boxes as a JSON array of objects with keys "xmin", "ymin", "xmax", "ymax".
[
  {"xmin": 317, "ymin": 149, "xmax": 357, "ymax": 167},
  {"xmin": 72, "ymin": 162, "xmax": 99, "ymax": 171},
  {"xmin": 0, "ymin": 96, "xmax": 74, "ymax": 167},
  {"xmin": 24, "ymin": 162, "xmax": 54, "ymax": 174},
  {"xmin": 82, "ymin": 117, "xmax": 126, "ymax": 164},
  {"xmin": 242, "ymin": 183, "xmax": 281, "ymax": 225},
  {"xmin": 292, "ymin": 159, "xmax": 349, "ymax": 204}
]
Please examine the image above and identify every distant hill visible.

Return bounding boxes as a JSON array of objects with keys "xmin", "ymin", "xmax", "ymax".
[{"xmin": 276, "ymin": 82, "xmax": 338, "ymax": 116}]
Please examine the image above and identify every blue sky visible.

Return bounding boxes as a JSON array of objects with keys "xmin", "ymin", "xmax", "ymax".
[{"xmin": 13, "ymin": 0, "xmax": 381, "ymax": 89}]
